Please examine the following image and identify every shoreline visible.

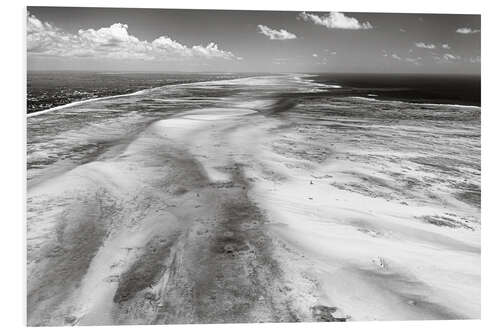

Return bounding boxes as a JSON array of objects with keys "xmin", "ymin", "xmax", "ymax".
[
  {"xmin": 26, "ymin": 74, "xmax": 277, "ymax": 118},
  {"xmin": 26, "ymin": 78, "xmax": 236, "ymax": 118},
  {"xmin": 27, "ymin": 89, "xmax": 148, "ymax": 118},
  {"xmin": 349, "ymin": 96, "xmax": 481, "ymax": 109},
  {"xmin": 27, "ymin": 73, "xmax": 480, "ymax": 119}
]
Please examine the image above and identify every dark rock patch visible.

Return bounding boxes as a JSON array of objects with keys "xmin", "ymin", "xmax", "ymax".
[{"xmin": 311, "ymin": 305, "xmax": 347, "ymax": 322}]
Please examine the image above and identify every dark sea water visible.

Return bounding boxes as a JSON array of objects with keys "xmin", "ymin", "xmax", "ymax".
[{"xmin": 310, "ymin": 73, "xmax": 480, "ymax": 106}]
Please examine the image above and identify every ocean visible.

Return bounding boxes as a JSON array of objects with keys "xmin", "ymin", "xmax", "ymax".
[
  {"xmin": 311, "ymin": 73, "xmax": 480, "ymax": 106},
  {"xmin": 27, "ymin": 72, "xmax": 480, "ymax": 324}
]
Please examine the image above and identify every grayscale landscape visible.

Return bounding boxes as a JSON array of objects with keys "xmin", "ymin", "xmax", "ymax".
[{"xmin": 27, "ymin": 7, "xmax": 481, "ymax": 326}]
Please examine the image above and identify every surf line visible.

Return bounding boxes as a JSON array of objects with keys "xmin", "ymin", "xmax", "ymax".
[
  {"xmin": 27, "ymin": 75, "xmax": 270, "ymax": 118},
  {"xmin": 27, "ymin": 90, "xmax": 149, "ymax": 118}
]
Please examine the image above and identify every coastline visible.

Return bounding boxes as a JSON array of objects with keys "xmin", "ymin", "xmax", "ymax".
[
  {"xmin": 350, "ymin": 96, "xmax": 481, "ymax": 109},
  {"xmin": 26, "ymin": 74, "xmax": 266, "ymax": 118},
  {"xmin": 27, "ymin": 89, "xmax": 148, "ymax": 118},
  {"xmin": 27, "ymin": 72, "xmax": 480, "ymax": 119}
]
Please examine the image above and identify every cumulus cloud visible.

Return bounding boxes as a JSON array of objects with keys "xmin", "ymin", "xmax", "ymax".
[
  {"xmin": 443, "ymin": 53, "xmax": 460, "ymax": 61},
  {"xmin": 442, "ymin": 44, "xmax": 451, "ymax": 49},
  {"xmin": 415, "ymin": 42, "xmax": 436, "ymax": 49},
  {"xmin": 432, "ymin": 53, "xmax": 461, "ymax": 63},
  {"xmin": 257, "ymin": 25, "xmax": 297, "ymax": 40},
  {"xmin": 27, "ymin": 13, "xmax": 78, "ymax": 55},
  {"xmin": 391, "ymin": 53, "xmax": 401, "ymax": 61},
  {"xmin": 316, "ymin": 57, "xmax": 328, "ymax": 65},
  {"xmin": 27, "ymin": 12, "xmax": 239, "ymax": 61},
  {"xmin": 298, "ymin": 12, "xmax": 373, "ymax": 30},
  {"xmin": 79, "ymin": 23, "xmax": 138, "ymax": 46},
  {"xmin": 385, "ymin": 50, "xmax": 420, "ymax": 64},
  {"xmin": 152, "ymin": 36, "xmax": 188, "ymax": 54},
  {"xmin": 456, "ymin": 27, "xmax": 480, "ymax": 34},
  {"xmin": 405, "ymin": 56, "xmax": 422, "ymax": 65}
]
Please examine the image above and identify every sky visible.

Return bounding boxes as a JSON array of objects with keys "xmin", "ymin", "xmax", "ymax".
[{"xmin": 27, "ymin": 7, "xmax": 481, "ymax": 74}]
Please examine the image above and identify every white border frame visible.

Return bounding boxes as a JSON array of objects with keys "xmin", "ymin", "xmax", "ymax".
[{"xmin": 2, "ymin": 1, "xmax": 498, "ymax": 332}]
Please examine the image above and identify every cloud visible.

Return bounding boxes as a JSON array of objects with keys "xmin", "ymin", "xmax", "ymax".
[
  {"xmin": 405, "ymin": 56, "xmax": 422, "ymax": 65},
  {"xmin": 386, "ymin": 50, "xmax": 420, "ymax": 64},
  {"xmin": 298, "ymin": 12, "xmax": 373, "ymax": 30},
  {"xmin": 79, "ymin": 23, "xmax": 139, "ymax": 46},
  {"xmin": 432, "ymin": 53, "xmax": 461, "ymax": 63},
  {"xmin": 312, "ymin": 53, "xmax": 318, "ymax": 58},
  {"xmin": 391, "ymin": 53, "xmax": 401, "ymax": 61},
  {"xmin": 415, "ymin": 42, "xmax": 436, "ymax": 49},
  {"xmin": 27, "ymin": 13, "xmax": 78, "ymax": 55},
  {"xmin": 191, "ymin": 42, "xmax": 237, "ymax": 59},
  {"xmin": 257, "ymin": 25, "xmax": 297, "ymax": 40},
  {"xmin": 27, "ymin": 12, "xmax": 239, "ymax": 61},
  {"xmin": 443, "ymin": 53, "xmax": 460, "ymax": 61},
  {"xmin": 456, "ymin": 27, "xmax": 480, "ymax": 34},
  {"xmin": 442, "ymin": 44, "xmax": 451, "ymax": 49},
  {"xmin": 470, "ymin": 56, "xmax": 481, "ymax": 63},
  {"xmin": 399, "ymin": 28, "xmax": 406, "ymax": 32},
  {"xmin": 316, "ymin": 57, "xmax": 328, "ymax": 65},
  {"xmin": 152, "ymin": 36, "xmax": 189, "ymax": 54}
]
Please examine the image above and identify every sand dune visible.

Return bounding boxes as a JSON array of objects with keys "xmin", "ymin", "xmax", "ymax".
[{"xmin": 27, "ymin": 75, "xmax": 480, "ymax": 325}]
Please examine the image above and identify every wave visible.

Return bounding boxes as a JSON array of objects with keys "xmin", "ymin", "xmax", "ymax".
[
  {"xmin": 350, "ymin": 96, "xmax": 480, "ymax": 109},
  {"xmin": 293, "ymin": 74, "xmax": 342, "ymax": 89},
  {"xmin": 416, "ymin": 102, "xmax": 481, "ymax": 109},
  {"xmin": 27, "ymin": 89, "xmax": 148, "ymax": 118},
  {"xmin": 26, "ymin": 75, "xmax": 258, "ymax": 118}
]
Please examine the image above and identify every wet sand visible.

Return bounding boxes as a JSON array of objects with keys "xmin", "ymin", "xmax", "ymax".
[{"xmin": 27, "ymin": 75, "xmax": 480, "ymax": 325}]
